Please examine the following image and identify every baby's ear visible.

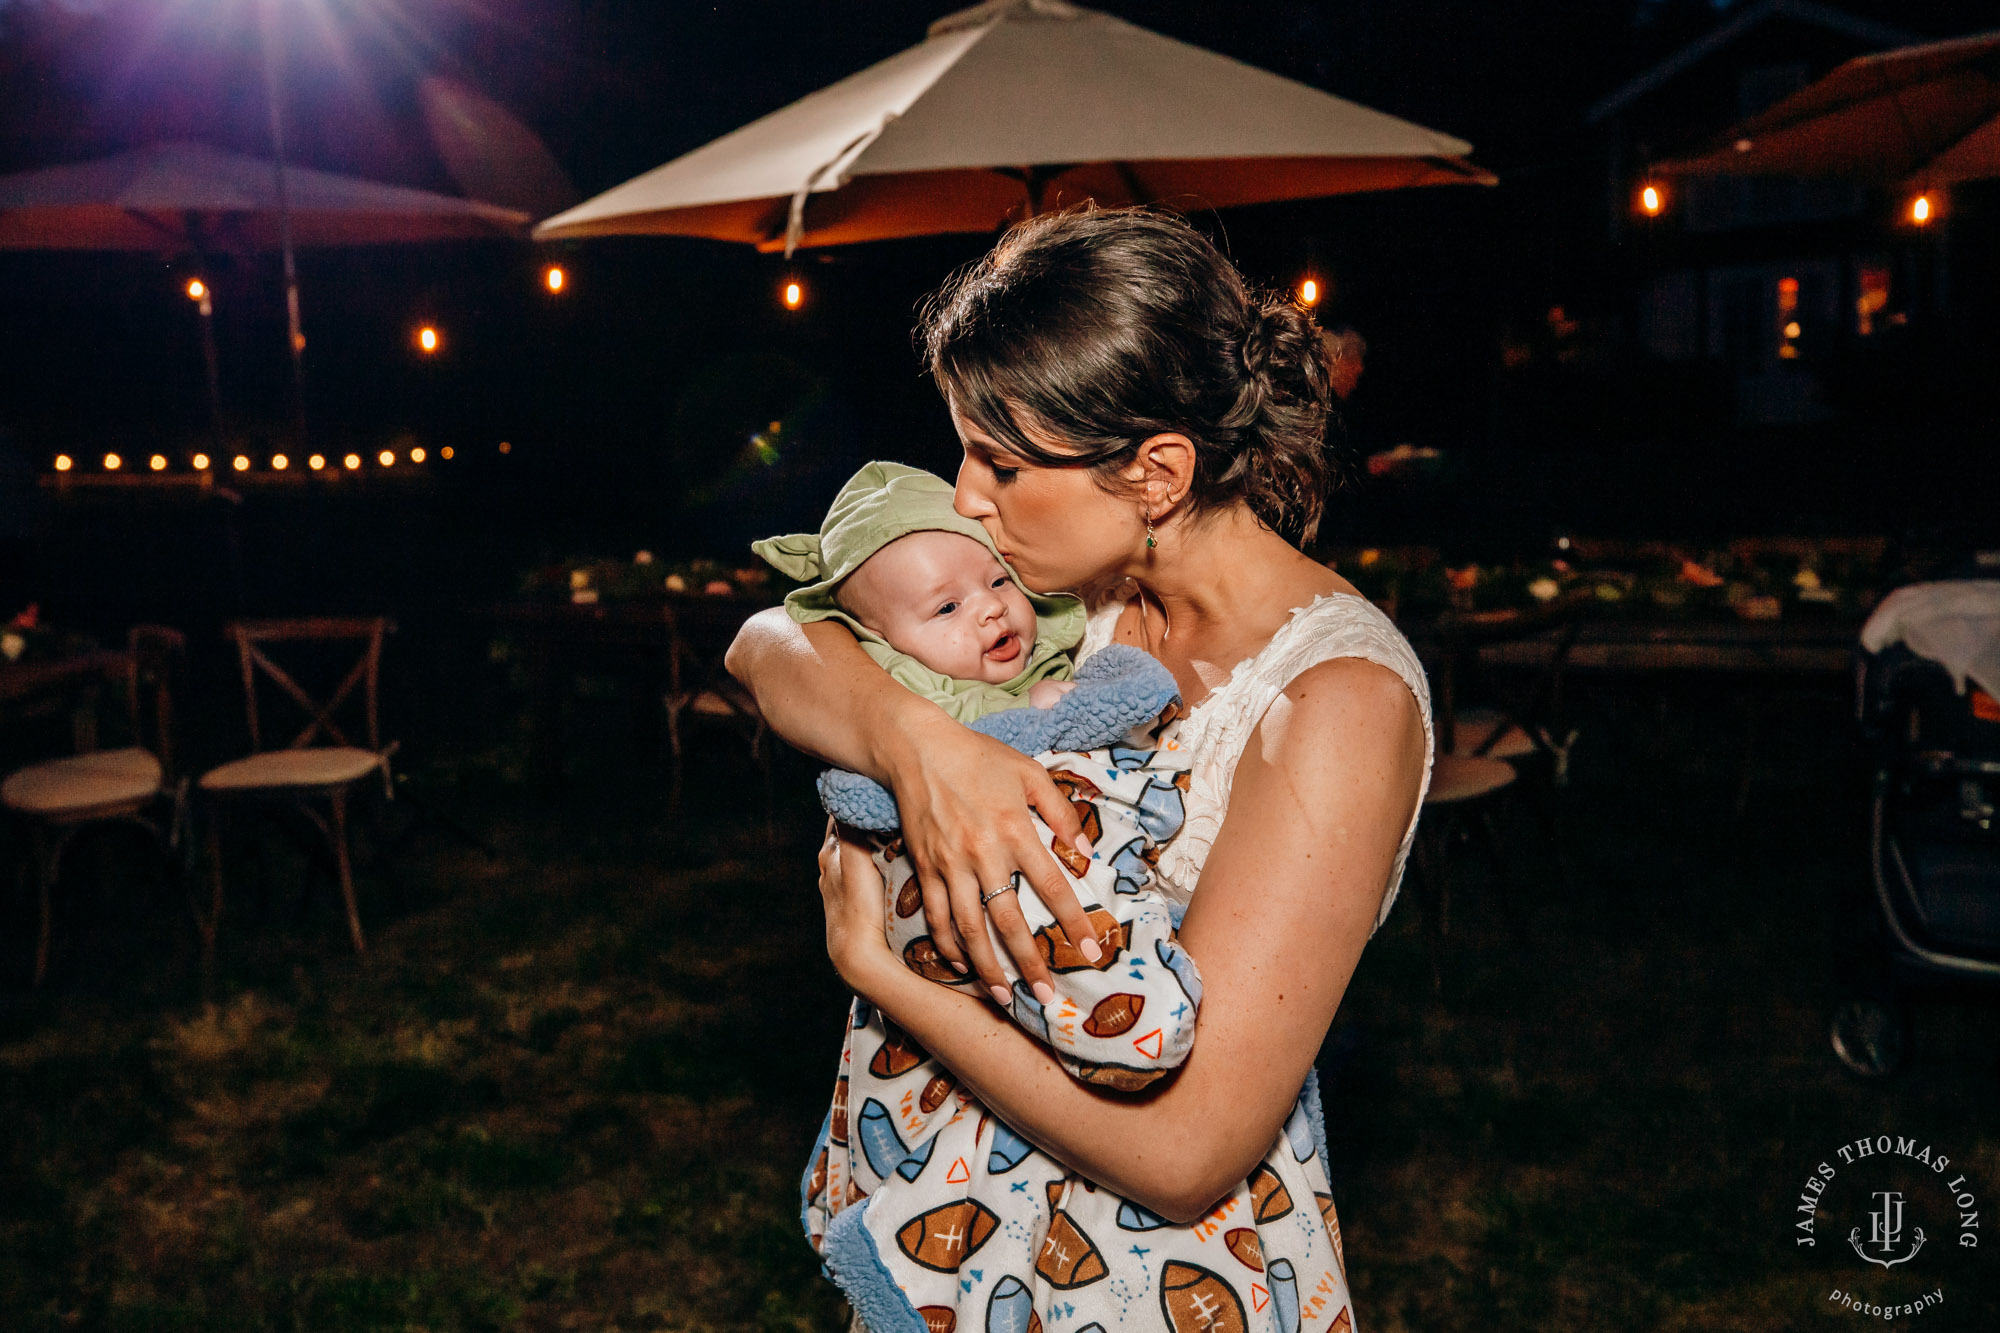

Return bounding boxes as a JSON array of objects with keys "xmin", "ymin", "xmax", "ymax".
[{"xmin": 750, "ymin": 533, "xmax": 822, "ymax": 581}]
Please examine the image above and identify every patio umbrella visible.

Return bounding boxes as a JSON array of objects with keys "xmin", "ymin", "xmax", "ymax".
[
  {"xmin": 0, "ymin": 140, "xmax": 533, "ymax": 251},
  {"xmin": 1655, "ymin": 29, "xmax": 2000, "ymax": 187},
  {"xmin": 534, "ymin": 0, "xmax": 1492, "ymax": 253}
]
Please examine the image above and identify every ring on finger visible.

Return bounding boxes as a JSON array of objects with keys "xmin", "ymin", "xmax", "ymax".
[{"xmin": 979, "ymin": 882, "xmax": 1017, "ymax": 906}]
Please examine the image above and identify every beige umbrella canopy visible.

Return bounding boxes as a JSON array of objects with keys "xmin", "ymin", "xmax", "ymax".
[
  {"xmin": 1656, "ymin": 29, "xmax": 2000, "ymax": 187},
  {"xmin": 536, "ymin": 0, "xmax": 1492, "ymax": 252},
  {"xmin": 0, "ymin": 140, "xmax": 532, "ymax": 251}
]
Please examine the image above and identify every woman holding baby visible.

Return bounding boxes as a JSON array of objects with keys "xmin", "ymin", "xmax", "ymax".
[{"xmin": 729, "ymin": 209, "xmax": 1432, "ymax": 1332}]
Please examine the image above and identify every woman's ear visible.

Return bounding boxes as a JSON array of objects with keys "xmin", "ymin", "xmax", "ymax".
[{"xmin": 1124, "ymin": 433, "xmax": 1197, "ymax": 517}]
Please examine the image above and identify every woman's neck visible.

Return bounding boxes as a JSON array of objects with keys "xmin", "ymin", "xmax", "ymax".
[{"xmin": 1125, "ymin": 505, "xmax": 1343, "ymax": 654}]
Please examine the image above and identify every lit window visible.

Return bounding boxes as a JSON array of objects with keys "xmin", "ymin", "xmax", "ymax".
[{"xmin": 1856, "ymin": 265, "xmax": 1891, "ymax": 336}]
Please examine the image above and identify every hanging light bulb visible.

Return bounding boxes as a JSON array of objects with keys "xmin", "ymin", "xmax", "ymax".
[
  {"xmin": 1640, "ymin": 183, "xmax": 1664, "ymax": 216},
  {"xmin": 417, "ymin": 325, "xmax": 440, "ymax": 353},
  {"xmin": 544, "ymin": 265, "xmax": 566, "ymax": 293},
  {"xmin": 782, "ymin": 279, "xmax": 804, "ymax": 310},
  {"xmin": 186, "ymin": 278, "xmax": 207, "ymax": 301},
  {"xmin": 1911, "ymin": 194, "xmax": 1931, "ymax": 224},
  {"xmin": 1298, "ymin": 277, "xmax": 1321, "ymax": 306}
]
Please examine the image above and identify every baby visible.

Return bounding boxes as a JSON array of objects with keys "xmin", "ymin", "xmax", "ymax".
[
  {"xmin": 757, "ymin": 463, "xmax": 1209, "ymax": 1327},
  {"xmin": 835, "ymin": 526, "xmax": 1078, "ymax": 713},
  {"xmin": 753, "ymin": 459, "xmax": 1082, "ymax": 724}
]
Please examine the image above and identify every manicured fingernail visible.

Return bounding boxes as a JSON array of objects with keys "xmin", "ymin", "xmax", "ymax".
[
  {"xmin": 1032, "ymin": 980, "xmax": 1056, "ymax": 1004},
  {"xmin": 989, "ymin": 985, "xmax": 1012, "ymax": 1006},
  {"xmin": 1078, "ymin": 937, "xmax": 1104, "ymax": 963},
  {"xmin": 1073, "ymin": 834, "xmax": 1094, "ymax": 857},
  {"xmin": 948, "ymin": 959, "xmax": 968, "ymax": 975}
]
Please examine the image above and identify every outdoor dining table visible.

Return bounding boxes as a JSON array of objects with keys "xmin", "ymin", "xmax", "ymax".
[
  {"xmin": 0, "ymin": 649, "xmax": 135, "ymax": 753},
  {"xmin": 1473, "ymin": 615, "xmax": 1860, "ymax": 676},
  {"xmin": 482, "ymin": 595, "xmax": 768, "ymax": 788}
]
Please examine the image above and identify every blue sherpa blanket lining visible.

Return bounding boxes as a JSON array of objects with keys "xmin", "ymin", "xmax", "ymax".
[{"xmin": 818, "ymin": 643, "xmax": 1178, "ymax": 832}]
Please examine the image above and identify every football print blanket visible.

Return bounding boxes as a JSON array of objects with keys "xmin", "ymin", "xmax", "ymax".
[
  {"xmin": 817, "ymin": 644, "xmax": 1202, "ymax": 1090},
  {"xmin": 803, "ymin": 641, "xmax": 1353, "ymax": 1332}
]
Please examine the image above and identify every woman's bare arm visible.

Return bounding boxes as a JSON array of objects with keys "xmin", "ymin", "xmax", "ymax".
[
  {"xmin": 728, "ymin": 606, "xmax": 1099, "ymax": 994},
  {"xmin": 826, "ymin": 657, "xmax": 1426, "ymax": 1223}
]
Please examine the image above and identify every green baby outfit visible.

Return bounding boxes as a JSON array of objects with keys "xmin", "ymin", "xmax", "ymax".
[{"xmin": 751, "ymin": 461, "xmax": 1082, "ymax": 722}]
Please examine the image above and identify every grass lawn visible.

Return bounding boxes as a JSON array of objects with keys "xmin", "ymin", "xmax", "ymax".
[{"xmin": 1, "ymin": 683, "xmax": 1994, "ymax": 1330}]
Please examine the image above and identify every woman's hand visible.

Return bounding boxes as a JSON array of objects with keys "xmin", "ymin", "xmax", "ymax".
[
  {"xmin": 883, "ymin": 712, "xmax": 1100, "ymax": 1005},
  {"xmin": 816, "ymin": 820, "xmax": 901, "ymax": 997}
]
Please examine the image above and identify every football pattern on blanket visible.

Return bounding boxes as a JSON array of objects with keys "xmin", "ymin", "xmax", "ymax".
[{"xmin": 801, "ymin": 700, "xmax": 1355, "ymax": 1333}]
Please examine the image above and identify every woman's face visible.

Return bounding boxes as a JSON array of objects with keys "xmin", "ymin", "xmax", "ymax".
[{"xmin": 949, "ymin": 407, "xmax": 1139, "ymax": 596}]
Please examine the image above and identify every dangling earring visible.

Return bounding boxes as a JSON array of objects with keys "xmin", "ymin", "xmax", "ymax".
[{"xmin": 1145, "ymin": 512, "xmax": 1157, "ymax": 550}]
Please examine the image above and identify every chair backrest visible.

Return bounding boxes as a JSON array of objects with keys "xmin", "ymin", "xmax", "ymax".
[
  {"xmin": 125, "ymin": 624, "xmax": 186, "ymax": 781},
  {"xmin": 225, "ymin": 617, "xmax": 394, "ymax": 754}
]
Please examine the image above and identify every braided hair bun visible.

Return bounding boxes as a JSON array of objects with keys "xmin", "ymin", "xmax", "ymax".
[{"xmin": 919, "ymin": 207, "xmax": 1338, "ymax": 543}]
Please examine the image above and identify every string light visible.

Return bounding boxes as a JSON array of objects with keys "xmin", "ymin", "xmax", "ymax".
[
  {"xmin": 410, "ymin": 447, "xmax": 427, "ymax": 463},
  {"xmin": 417, "ymin": 326, "xmax": 440, "ymax": 353},
  {"xmin": 103, "ymin": 453, "xmax": 122, "ymax": 471},
  {"xmin": 54, "ymin": 454, "xmax": 73, "ymax": 472},
  {"xmin": 1640, "ymin": 183, "xmax": 1664, "ymax": 216},
  {"xmin": 233, "ymin": 455, "xmax": 251, "ymax": 472},
  {"xmin": 544, "ymin": 265, "xmax": 565, "ymax": 293},
  {"xmin": 149, "ymin": 454, "xmax": 167, "ymax": 472},
  {"xmin": 378, "ymin": 450, "xmax": 396, "ymax": 467},
  {"xmin": 1298, "ymin": 277, "xmax": 1320, "ymax": 306},
  {"xmin": 1911, "ymin": 194, "xmax": 1931, "ymax": 224},
  {"xmin": 343, "ymin": 453, "xmax": 361, "ymax": 470},
  {"xmin": 192, "ymin": 453, "xmax": 211, "ymax": 471},
  {"xmin": 308, "ymin": 454, "xmax": 326, "ymax": 471},
  {"xmin": 782, "ymin": 280, "xmax": 804, "ymax": 310},
  {"xmin": 440, "ymin": 446, "xmax": 455, "ymax": 460},
  {"xmin": 271, "ymin": 454, "xmax": 289, "ymax": 470},
  {"xmin": 186, "ymin": 279, "xmax": 207, "ymax": 301},
  {"xmin": 498, "ymin": 441, "xmax": 512, "ymax": 454}
]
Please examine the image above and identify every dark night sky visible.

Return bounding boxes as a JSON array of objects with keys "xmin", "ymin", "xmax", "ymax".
[{"xmin": 2, "ymin": 0, "xmax": 1996, "ymax": 569}]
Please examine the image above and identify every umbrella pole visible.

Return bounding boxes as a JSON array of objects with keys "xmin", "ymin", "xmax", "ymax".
[
  {"xmin": 257, "ymin": 0, "xmax": 308, "ymax": 446},
  {"xmin": 197, "ymin": 288, "xmax": 225, "ymax": 455}
]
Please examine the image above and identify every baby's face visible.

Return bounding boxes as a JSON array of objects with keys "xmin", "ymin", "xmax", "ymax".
[{"xmin": 839, "ymin": 530, "xmax": 1041, "ymax": 684}]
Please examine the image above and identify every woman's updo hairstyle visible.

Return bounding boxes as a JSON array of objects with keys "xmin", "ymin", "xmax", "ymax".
[{"xmin": 918, "ymin": 207, "xmax": 1337, "ymax": 543}]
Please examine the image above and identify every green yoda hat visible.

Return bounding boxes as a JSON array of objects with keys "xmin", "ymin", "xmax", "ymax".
[{"xmin": 751, "ymin": 462, "xmax": 1082, "ymax": 719}]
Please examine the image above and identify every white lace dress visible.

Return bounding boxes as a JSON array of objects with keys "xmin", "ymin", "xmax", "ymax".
[
  {"xmin": 1084, "ymin": 589, "xmax": 1433, "ymax": 929},
  {"xmin": 824, "ymin": 589, "xmax": 1433, "ymax": 1333}
]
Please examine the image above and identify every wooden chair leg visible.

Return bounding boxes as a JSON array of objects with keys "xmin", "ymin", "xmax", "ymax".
[
  {"xmin": 1409, "ymin": 821, "xmax": 1449, "ymax": 998},
  {"xmin": 31, "ymin": 826, "xmax": 62, "ymax": 987},
  {"xmin": 328, "ymin": 789, "xmax": 366, "ymax": 955},
  {"xmin": 199, "ymin": 809, "xmax": 225, "ymax": 987},
  {"xmin": 1472, "ymin": 805, "xmax": 1530, "ymax": 945}
]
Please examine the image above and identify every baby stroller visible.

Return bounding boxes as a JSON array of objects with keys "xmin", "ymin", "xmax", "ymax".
[{"xmin": 1833, "ymin": 561, "xmax": 2000, "ymax": 1077}]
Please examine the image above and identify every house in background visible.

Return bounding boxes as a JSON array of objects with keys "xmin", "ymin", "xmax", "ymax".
[{"xmin": 1587, "ymin": 0, "xmax": 1928, "ymax": 426}]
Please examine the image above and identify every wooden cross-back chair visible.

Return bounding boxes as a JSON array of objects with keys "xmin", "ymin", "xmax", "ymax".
[
  {"xmin": 1, "ymin": 625, "xmax": 188, "ymax": 985},
  {"xmin": 196, "ymin": 617, "xmax": 398, "ymax": 967}
]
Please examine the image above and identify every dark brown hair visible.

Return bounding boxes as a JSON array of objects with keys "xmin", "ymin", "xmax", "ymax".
[{"xmin": 918, "ymin": 207, "xmax": 1337, "ymax": 543}]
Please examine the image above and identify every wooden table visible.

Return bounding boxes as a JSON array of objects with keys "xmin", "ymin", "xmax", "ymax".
[
  {"xmin": 1475, "ymin": 616, "xmax": 1859, "ymax": 676},
  {"xmin": 0, "ymin": 649, "xmax": 133, "ymax": 752},
  {"xmin": 482, "ymin": 596, "xmax": 767, "ymax": 787}
]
